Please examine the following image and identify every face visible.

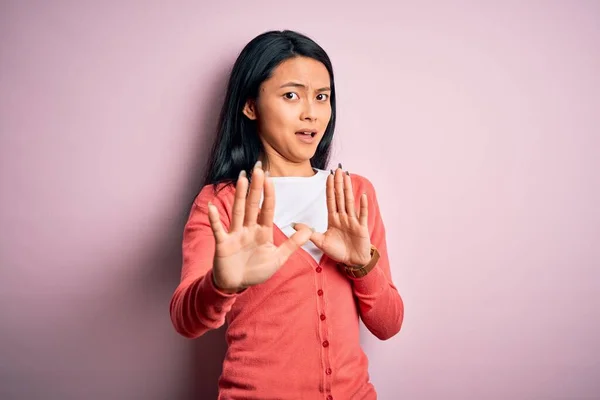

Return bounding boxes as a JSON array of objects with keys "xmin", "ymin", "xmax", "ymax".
[{"xmin": 243, "ymin": 56, "xmax": 332, "ymax": 165}]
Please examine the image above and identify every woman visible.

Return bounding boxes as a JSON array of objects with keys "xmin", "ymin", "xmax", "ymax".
[{"xmin": 170, "ymin": 30, "xmax": 404, "ymax": 400}]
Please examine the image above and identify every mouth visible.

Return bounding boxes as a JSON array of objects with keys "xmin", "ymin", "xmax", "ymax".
[
  {"xmin": 295, "ymin": 130, "xmax": 318, "ymax": 144},
  {"xmin": 295, "ymin": 130, "xmax": 317, "ymax": 138}
]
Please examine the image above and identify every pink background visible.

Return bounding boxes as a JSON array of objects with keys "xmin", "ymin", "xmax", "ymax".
[{"xmin": 1, "ymin": 1, "xmax": 599, "ymax": 399}]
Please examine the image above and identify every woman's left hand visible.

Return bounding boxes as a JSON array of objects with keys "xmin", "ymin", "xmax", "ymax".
[{"xmin": 293, "ymin": 165, "xmax": 372, "ymax": 267}]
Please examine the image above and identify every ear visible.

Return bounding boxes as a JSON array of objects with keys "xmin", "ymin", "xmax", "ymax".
[{"xmin": 243, "ymin": 99, "xmax": 258, "ymax": 120}]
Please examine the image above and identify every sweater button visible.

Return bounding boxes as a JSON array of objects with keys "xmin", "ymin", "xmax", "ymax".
[
  {"xmin": 326, "ymin": 367, "xmax": 332, "ymax": 375},
  {"xmin": 316, "ymin": 267, "xmax": 322, "ymax": 273},
  {"xmin": 320, "ymin": 314, "xmax": 326, "ymax": 321},
  {"xmin": 327, "ymin": 395, "xmax": 333, "ymax": 400},
  {"xmin": 317, "ymin": 289, "xmax": 323, "ymax": 296},
  {"xmin": 322, "ymin": 340, "xmax": 329, "ymax": 347}
]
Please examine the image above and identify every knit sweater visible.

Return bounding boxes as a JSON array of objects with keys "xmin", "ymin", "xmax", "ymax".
[{"xmin": 169, "ymin": 173, "xmax": 404, "ymax": 399}]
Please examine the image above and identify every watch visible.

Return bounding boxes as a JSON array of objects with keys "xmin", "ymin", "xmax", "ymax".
[{"xmin": 338, "ymin": 245, "xmax": 380, "ymax": 278}]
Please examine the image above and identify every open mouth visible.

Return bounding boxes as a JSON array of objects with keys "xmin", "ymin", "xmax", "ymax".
[{"xmin": 295, "ymin": 131, "xmax": 317, "ymax": 138}]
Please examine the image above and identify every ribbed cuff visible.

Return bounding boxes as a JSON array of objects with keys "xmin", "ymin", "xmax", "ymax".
[{"xmin": 198, "ymin": 269, "xmax": 240, "ymax": 317}]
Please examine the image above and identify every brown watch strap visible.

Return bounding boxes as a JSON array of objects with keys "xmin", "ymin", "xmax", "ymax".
[{"xmin": 339, "ymin": 245, "xmax": 380, "ymax": 278}]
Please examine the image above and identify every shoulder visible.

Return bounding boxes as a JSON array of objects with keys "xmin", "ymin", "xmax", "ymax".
[
  {"xmin": 349, "ymin": 172, "xmax": 378, "ymax": 197},
  {"xmin": 193, "ymin": 182, "xmax": 236, "ymax": 213}
]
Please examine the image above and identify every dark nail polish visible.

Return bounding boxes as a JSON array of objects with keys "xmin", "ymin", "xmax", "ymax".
[
  {"xmin": 338, "ymin": 163, "xmax": 343, "ymax": 169},
  {"xmin": 330, "ymin": 169, "xmax": 334, "ymax": 175},
  {"xmin": 345, "ymin": 170, "xmax": 350, "ymax": 176}
]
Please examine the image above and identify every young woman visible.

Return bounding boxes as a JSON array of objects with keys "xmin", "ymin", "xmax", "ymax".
[{"xmin": 170, "ymin": 30, "xmax": 404, "ymax": 400}]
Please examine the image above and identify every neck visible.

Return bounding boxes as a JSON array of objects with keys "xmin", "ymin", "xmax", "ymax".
[{"xmin": 260, "ymin": 154, "xmax": 315, "ymax": 178}]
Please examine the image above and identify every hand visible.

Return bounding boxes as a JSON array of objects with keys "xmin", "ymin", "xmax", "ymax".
[
  {"xmin": 294, "ymin": 165, "xmax": 372, "ymax": 267},
  {"xmin": 207, "ymin": 161, "xmax": 314, "ymax": 293}
]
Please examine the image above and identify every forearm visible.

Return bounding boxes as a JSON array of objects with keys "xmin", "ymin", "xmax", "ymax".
[
  {"xmin": 351, "ymin": 265, "xmax": 404, "ymax": 340},
  {"xmin": 169, "ymin": 269, "xmax": 238, "ymax": 339},
  {"xmin": 348, "ymin": 176, "xmax": 404, "ymax": 340}
]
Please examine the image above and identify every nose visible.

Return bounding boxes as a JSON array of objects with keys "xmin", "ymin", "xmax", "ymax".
[{"xmin": 300, "ymin": 99, "xmax": 316, "ymax": 122}]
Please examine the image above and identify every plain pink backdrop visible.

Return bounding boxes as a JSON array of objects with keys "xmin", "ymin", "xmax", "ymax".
[{"xmin": 1, "ymin": 1, "xmax": 599, "ymax": 399}]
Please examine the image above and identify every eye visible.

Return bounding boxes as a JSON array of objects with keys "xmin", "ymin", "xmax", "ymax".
[
  {"xmin": 283, "ymin": 92, "xmax": 299, "ymax": 100},
  {"xmin": 316, "ymin": 93, "xmax": 329, "ymax": 101}
]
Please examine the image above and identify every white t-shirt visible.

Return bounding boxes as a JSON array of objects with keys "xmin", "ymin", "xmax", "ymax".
[{"xmin": 261, "ymin": 168, "xmax": 329, "ymax": 263}]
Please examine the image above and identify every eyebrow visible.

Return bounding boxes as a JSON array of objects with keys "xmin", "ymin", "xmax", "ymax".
[{"xmin": 279, "ymin": 82, "xmax": 331, "ymax": 92}]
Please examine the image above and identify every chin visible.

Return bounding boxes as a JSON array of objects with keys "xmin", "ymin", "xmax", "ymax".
[{"xmin": 291, "ymin": 150, "xmax": 317, "ymax": 162}]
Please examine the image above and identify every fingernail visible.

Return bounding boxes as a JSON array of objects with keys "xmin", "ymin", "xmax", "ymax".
[
  {"xmin": 330, "ymin": 169, "xmax": 334, "ymax": 175},
  {"xmin": 345, "ymin": 170, "xmax": 350, "ymax": 176},
  {"xmin": 255, "ymin": 160, "xmax": 262, "ymax": 169},
  {"xmin": 291, "ymin": 222, "xmax": 296, "ymax": 229},
  {"xmin": 338, "ymin": 163, "xmax": 342, "ymax": 169},
  {"xmin": 310, "ymin": 227, "xmax": 315, "ymax": 233},
  {"xmin": 239, "ymin": 170, "xmax": 246, "ymax": 178},
  {"xmin": 265, "ymin": 170, "xmax": 270, "ymax": 177}
]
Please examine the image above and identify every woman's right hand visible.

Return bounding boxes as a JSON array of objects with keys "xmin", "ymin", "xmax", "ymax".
[{"xmin": 207, "ymin": 161, "xmax": 313, "ymax": 293}]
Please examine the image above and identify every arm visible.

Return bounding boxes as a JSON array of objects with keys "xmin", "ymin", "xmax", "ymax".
[
  {"xmin": 349, "ymin": 179, "xmax": 404, "ymax": 340},
  {"xmin": 169, "ymin": 190, "xmax": 238, "ymax": 339}
]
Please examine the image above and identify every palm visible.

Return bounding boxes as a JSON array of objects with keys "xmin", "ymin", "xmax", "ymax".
[
  {"xmin": 207, "ymin": 163, "xmax": 313, "ymax": 293},
  {"xmin": 214, "ymin": 225, "xmax": 278, "ymax": 289},
  {"xmin": 319, "ymin": 223, "xmax": 370, "ymax": 266}
]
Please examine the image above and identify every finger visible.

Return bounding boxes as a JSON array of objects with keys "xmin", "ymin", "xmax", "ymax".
[
  {"xmin": 292, "ymin": 222, "xmax": 326, "ymax": 250},
  {"xmin": 244, "ymin": 161, "xmax": 264, "ymax": 227},
  {"xmin": 343, "ymin": 171, "xmax": 356, "ymax": 217},
  {"xmin": 358, "ymin": 193, "xmax": 369, "ymax": 227},
  {"xmin": 275, "ymin": 226, "xmax": 313, "ymax": 266},
  {"xmin": 230, "ymin": 170, "xmax": 248, "ymax": 232},
  {"xmin": 326, "ymin": 172, "xmax": 336, "ymax": 215},
  {"xmin": 258, "ymin": 171, "xmax": 274, "ymax": 227},
  {"xmin": 291, "ymin": 222, "xmax": 310, "ymax": 231},
  {"xmin": 207, "ymin": 202, "xmax": 227, "ymax": 243},
  {"xmin": 334, "ymin": 167, "xmax": 346, "ymax": 215}
]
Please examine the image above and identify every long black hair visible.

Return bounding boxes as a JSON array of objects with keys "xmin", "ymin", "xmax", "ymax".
[{"xmin": 201, "ymin": 30, "xmax": 337, "ymax": 192}]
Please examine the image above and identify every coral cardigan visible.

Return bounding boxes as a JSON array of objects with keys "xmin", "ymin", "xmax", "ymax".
[{"xmin": 170, "ymin": 173, "xmax": 404, "ymax": 400}]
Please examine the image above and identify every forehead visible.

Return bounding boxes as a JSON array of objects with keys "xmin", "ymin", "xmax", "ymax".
[{"xmin": 265, "ymin": 56, "xmax": 330, "ymax": 87}]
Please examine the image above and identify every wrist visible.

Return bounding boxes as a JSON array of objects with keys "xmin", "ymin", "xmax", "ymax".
[
  {"xmin": 211, "ymin": 271, "xmax": 243, "ymax": 294},
  {"xmin": 338, "ymin": 245, "xmax": 380, "ymax": 278},
  {"xmin": 346, "ymin": 245, "xmax": 374, "ymax": 268}
]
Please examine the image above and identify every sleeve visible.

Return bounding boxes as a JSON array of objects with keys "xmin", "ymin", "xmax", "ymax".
[
  {"xmin": 349, "ymin": 177, "xmax": 405, "ymax": 340},
  {"xmin": 169, "ymin": 189, "xmax": 239, "ymax": 339}
]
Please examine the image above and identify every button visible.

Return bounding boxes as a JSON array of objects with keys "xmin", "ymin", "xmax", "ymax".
[
  {"xmin": 316, "ymin": 267, "xmax": 322, "ymax": 273},
  {"xmin": 320, "ymin": 314, "xmax": 326, "ymax": 321},
  {"xmin": 322, "ymin": 340, "xmax": 329, "ymax": 347},
  {"xmin": 317, "ymin": 289, "xmax": 323, "ymax": 296},
  {"xmin": 326, "ymin": 367, "xmax": 332, "ymax": 375},
  {"xmin": 327, "ymin": 395, "xmax": 333, "ymax": 400}
]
